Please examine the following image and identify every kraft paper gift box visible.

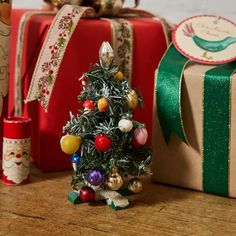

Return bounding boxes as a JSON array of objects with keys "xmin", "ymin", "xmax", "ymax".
[
  {"xmin": 9, "ymin": 8, "xmax": 169, "ymax": 171},
  {"xmin": 152, "ymin": 63, "xmax": 236, "ymax": 198}
]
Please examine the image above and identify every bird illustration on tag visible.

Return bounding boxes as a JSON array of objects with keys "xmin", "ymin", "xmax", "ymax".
[
  {"xmin": 183, "ymin": 23, "xmax": 236, "ymax": 59},
  {"xmin": 173, "ymin": 15, "xmax": 236, "ymax": 64}
]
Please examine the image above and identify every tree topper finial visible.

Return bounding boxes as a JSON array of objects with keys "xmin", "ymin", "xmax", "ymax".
[{"xmin": 99, "ymin": 41, "xmax": 114, "ymax": 69}]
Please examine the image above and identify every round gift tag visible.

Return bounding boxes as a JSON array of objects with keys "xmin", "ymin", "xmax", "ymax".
[{"xmin": 172, "ymin": 15, "xmax": 236, "ymax": 64}]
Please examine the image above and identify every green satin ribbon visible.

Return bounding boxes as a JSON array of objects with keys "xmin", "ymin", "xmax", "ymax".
[
  {"xmin": 156, "ymin": 44, "xmax": 189, "ymax": 143},
  {"xmin": 156, "ymin": 44, "xmax": 236, "ymax": 196},
  {"xmin": 203, "ymin": 62, "xmax": 236, "ymax": 196}
]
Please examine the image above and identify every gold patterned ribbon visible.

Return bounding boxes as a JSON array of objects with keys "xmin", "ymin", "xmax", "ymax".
[
  {"xmin": 105, "ymin": 18, "xmax": 133, "ymax": 81},
  {"xmin": 25, "ymin": 6, "xmax": 96, "ymax": 110},
  {"xmin": 14, "ymin": 11, "xmax": 56, "ymax": 116}
]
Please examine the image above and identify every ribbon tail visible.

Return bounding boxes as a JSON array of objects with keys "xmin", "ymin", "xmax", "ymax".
[
  {"xmin": 156, "ymin": 44, "xmax": 189, "ymax": 144},
  {"xmin": 25, "ymin": 5, "xmax": 96, "ymax": 111},
  {"xmin": 14, "ymin": 11, "xmax": 56, "ymax": 116}
]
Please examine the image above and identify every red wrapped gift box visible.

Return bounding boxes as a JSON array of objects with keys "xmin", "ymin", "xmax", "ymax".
[{"xmin": 9, "ymin": 9, "xmax": 168, "ymax": 171}]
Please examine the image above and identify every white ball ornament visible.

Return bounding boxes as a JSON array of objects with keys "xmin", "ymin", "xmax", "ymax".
[{"xmin": 118, "ymin": 119, "xmax": 133, "ymax": 133}]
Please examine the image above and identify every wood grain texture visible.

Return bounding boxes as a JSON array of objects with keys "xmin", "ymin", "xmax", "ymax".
[{"xmin": 1, "ymin": 164, "xmax": 236, "ymax": 236}]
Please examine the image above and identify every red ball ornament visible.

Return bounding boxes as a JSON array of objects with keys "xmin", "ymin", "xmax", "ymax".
[
  {"xmin": 80, "ymin": 186, "xmax": 95, "ymax": 203},
  {"xmin": 95, "ymin": 133, "xmax": 112, "ymax": 152},
  {"xmin": 83, "ymin": 100, "xmax": 95, "ymax": 110}
]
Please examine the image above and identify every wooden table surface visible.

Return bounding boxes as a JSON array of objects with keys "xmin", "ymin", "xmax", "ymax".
[{"xmin": 1, "ymin": 165, "xmax": 236, "ymax": 236}]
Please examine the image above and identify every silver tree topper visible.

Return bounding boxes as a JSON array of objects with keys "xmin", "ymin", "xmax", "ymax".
[{"xmin": 99, "ymin": 41, "xmax": 114, "ymax": 69}]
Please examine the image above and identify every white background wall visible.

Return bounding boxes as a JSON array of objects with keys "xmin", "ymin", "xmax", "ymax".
[{"xmin": 12, "ymin": 0, "xmax": 236, "ymax": 24}]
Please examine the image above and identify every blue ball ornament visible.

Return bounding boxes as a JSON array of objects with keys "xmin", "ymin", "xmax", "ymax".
[
  {"xmin": 87, "ymin": 169, "xmax": 104, "ymax": 186},
  {"xmin": 70, "ymin": 154, "xmax": 80, "ymax": 166}
]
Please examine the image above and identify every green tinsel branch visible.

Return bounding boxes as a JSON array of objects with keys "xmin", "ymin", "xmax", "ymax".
[{"xmin": 63, "ymin": 62, "xmax": 151, "ymax": 188}]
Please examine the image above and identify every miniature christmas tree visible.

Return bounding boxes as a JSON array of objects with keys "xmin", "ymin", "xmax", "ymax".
[{"xmin": 60, "ymin": 42, "xmax": 151, "ymax": 210}]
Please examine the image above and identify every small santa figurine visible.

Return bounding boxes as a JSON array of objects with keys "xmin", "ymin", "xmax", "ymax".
[
  {"xmin": 2, "ymin": 117, "xmax": 31, "ymax": 185},
  {"xmin": 2, "ymin": 139, "xmax": 30, "ymax": 185}
]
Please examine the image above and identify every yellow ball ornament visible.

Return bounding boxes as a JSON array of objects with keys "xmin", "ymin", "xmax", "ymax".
[
  {"xmin": 60, "ymin": 135, "xmax": 82, "ymax": 155},
  {"xmin": 106, "ymin": 166, "xmax": 124, "ymax": 190},
  {"xmin": 128, "ymin": 178, "xmax": 143, "ymax": 193},
  {"xmin": 127, "ymin": 90, "xmax": 139, "ymax": 109},
  {"xmin": 115, "ymin": 71, "xmax": 124, "ymax": 81}
]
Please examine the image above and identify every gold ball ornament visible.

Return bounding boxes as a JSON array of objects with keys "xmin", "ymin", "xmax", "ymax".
[
  {"xmin": 115, "ymin": 71, "xmax": 124, "ymax": 81},
  {"xmin": 98, "ymin": 97, "xmax": 109, "ymax": 112},
  {"xmin": 127, "ymin": 90, "xmax": 139, "ymax": 109},
  {"xmin": 60, "ymin": 135, "xmax": 82, "ymax": 155},
  {"xmin": 128, "ymin": 178, "xmax": 143, "ymax": 193},
  {"xmin": 106, "ymin": 167, "xmax": 124, "ymax": 190}
]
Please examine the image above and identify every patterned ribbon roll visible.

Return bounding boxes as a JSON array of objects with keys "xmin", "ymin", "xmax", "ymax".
[{"xmin": 156, "ymin": 44, "xmax": 236, "ymax": 196}]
